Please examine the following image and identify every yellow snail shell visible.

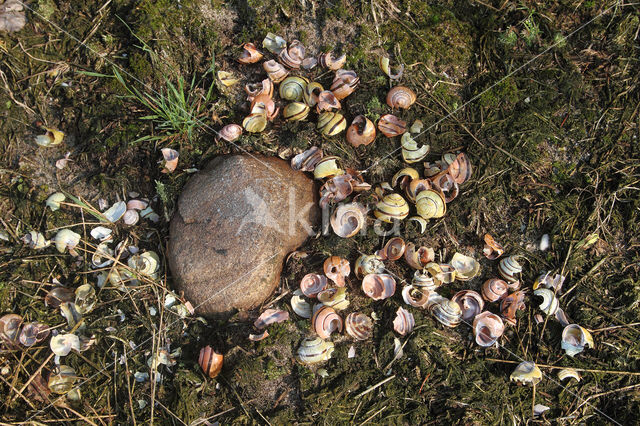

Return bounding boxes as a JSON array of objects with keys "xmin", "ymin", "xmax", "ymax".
[
  {"xmin": 219, "ymin": 124, "xmax": 243, "ymax": 142},
  {"xmin": 354, "ymin": 254, "xmax": 385, "ymax": 278},
  {"xmin": 279, "ymin": 76, "xmax": 308, "ymax": 101},
  {"xmin": 242, "ymin": 113, "xmax": 268, "ymax": 133},
  {"xmin": 393, "ymin": 307, "xmax": 415, "ymax": 336},
  {"xmin": 510, "ymin": 361, "xmax": 542, "ymax": 386},
  {"xmin": 199, "ymin": 346, "xmax": 223, "ymax": 378},
  {"xmin": 482, "ymin": 233, "xmax": 504, "ymax": 260},
  {"xmin": 262, "ymin": 32, "xmax": 286, "ymax": 54},
  {"xmin": 303, "ymin": 82, "xmax": 323, "ymax": 106},
  {"xmin": 482, "ymin": 278, "xmax": 508, "ymax": 302},
  {"xmin": 319, "ymin": 52, "xmax": 346, "ymax": 70},
  {"xmin": 263, "ymin": 59, "xmax": 289, "ymax": 83},
  {"xmin": 391, "ymin": 167, "xmax": 419, "ymax": 188},
  {"xmin": 346, "ymin": 115, "xmax": 376, "ymax": 147},
  {"xmin": 431, "ymin": 299, "xmax": 462, "ymax": 328},
  {"xmin": 408, "ymin": 216, "xmax": 428, "ymax": 233},
  {"xmin": 534, "ymin": 288, "xmax": 559, "ymax": 316},
  {"xmin": 376, "ymin": 237, "xmax": 405, "ymax": 261},
  {"xmin": 317, "ymin": 111, "xmax": 347, "ymax": 137},
  {"xmin": 405, "ymin": 179, "xmax": 432, "ymax": 203},
  {"xmin": 291, "ymin": 146, "xmax": 323, "ymax": 172},
  {"xmin": 48, "ymin": 365, "xmax": 78, "ymax": 394},
  {"xmin": 331, "ymin": 202, "xmax": 367, "ymax": 238},
  {"xmin": 311, "ymin": 306, "xmax": 343, "ymax": 339},
  {"xmin": 386, "ymin": 86, "xmax": 416, "ymax": 109},
  {"xmin": 291, "ymin": 289, "xmax": 312, "ymax": 318},
  {"xmin": 377, "ymin": 114, "xmax": 406, "ymax": 137},
  {"xmin": 500, "ymin": 290, "xmax": 526, "ymax": 326},
  {"xmin": 316, "ymin": 90, "xmax": 341, "ymax": 113},
  {"xmin": 216, "ymin": 70, "xmax": 239, "ymax": 87},
  {"xmin": 297, "ymin": 337, "xmax": 334, "ymax": 365},
  {"xmin": 374, "ymin": 193, "xmax": 409, "ymax": 223},
  {"xmin": 404, "ymin": 243, "xmax": 434, "ymax": 270},
  {"xmin": 415, "ymin": 189, "xmax": 446, "ymax": 220},
  {"xmin": 330, "ymin": 69, "xmax": 359, "ymax": 100},
  {"xmin": 283, "ymin": 102, "xmax": 310, "ymax": 121},
  {"xmin": 561, "ymin": 324, "xmax": 594, "ymax": 357},
  {"xmin": 278, "ymin": 40, "xmax": 305, "ymax": 69},
  {"xmin": 35, "ymin": 127, "xmax": 64, "ymax": 147},
  {"xmin": 412, "ymin": 269, "xmax": 438, "ymax": 291},
  {"xmin": 237, "ymin": 42, "xmax": 263, "ymax": 64},
  {"xmin": 451, "ymin": 290, "xmax": 484, "ymax": 321},
  {"xmin": 378, "ymin": 56, "xmax": 404, "ymax": 80},
  {"xmin": 345, "ymin": 313, "xmax": 374, "ymax": 341},
  {"xmin": 498, "ymin": 255, "xmax": 522, "ymax": 283},
  {"xmin": 450, "ymin": 253, "xmax": 480, "ymax": 281},
  {"xmin": 250, "ymin": 93, "xmax": 278, "ymax": 121},
  {"xmin": 401, "ymin": 285, "xmax": 430, "ymax": 308},
  {"xmin": 401, "ymin": 131, "xmax": 429, "ymax": 163},
  {"xmin": 473, "ymin": 311, "xmax": 504, "ymax": 347},
  {"xmin": 558, "ymin": 368, "xmax": 581, "ymax": 382},
  {"xmin": 300, "ymin": 273, "xmax": 328, "ymax": 298},
  {"xmin": 313, "ymin": 156, "xmax": 344, "ymax": 179},
  {"xmin": 317, "ymin": 287, "xmax": 349, "ymax": 311},
  {"xmin": 323, "ymin": 256, "xmax": 350, "ymax": 287},
  {"xmin": 362, "ymin": 274, "xmax": 396, "ymax": 300}
]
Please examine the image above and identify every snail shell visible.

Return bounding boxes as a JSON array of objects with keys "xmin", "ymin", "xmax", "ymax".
[
  {"xmin": 393, "ymin": 307, "xmax": 415, "ymax": 336},
  {"xmin": 303, "ymin": 82, "xmax": 323, "ymax": 106},
  {"xmin": 242, "ymin": 113, "xmax": 268, "ymax": 133},
  {"xmin": 316, "ymin": 90, "xmax": 341, "ymax": 113},
  {"xmin": 0, "ymin": 314, "xmax": 22, "ymax": 341},
  {"xmin": 217, "ymin": 70, "xmax": 239, "ymax": 87},
  {"xmin": 245, "ymin": 78, "xmax": 274, "ymax": 100},
  {"xmin": 50, "ymin": 333, "xmax": 80, "ymax": 357},
  {"xmin": 320, "ymin": 174, "xmax": 354, "ymax": 208},
  {"xmin": 482, "ymin": 278, "xmax": 508, "ymax": 302},
  {"xmin": 405, "ymin": 179, "xmax": 432, "ymax": 203},
  {"xmin": 313, "ymin": 156, "xmax": 344, "ymax": 179},
  {"xmin": 361, "ymin": 274, "xmax": 396, "ymax": 300},
  {"xmin": 561, "ymin": 324, "xmax": 594, "ymax": 357},
  {"xmin": 354, "ymin": 254, "xmax": 385, "ymax": 278},
  {"xmin": 412, "ymin": 269, "xmax": 438, "ymax": 291},
  {"xmin": 297, "ymin": 337, "xmax": 335, "ymax": 365},
  {"xmin": 53, "ymin": 229, "xmax": 81, "ymax": 255},
  {"xmin": 377, "ymin": 114, "xmax": 406, "ymax": 137},
  {"xmin": 317, "ymin": 112, "xmax": 347, "ymax": 137},
  {"xmin": 330, "ymin": 69, "xmax": 359, "ymax": 100},
  {"xmin": 558, "ymin": 368, "xmax": 581, "ymax": 382},
  {"xmin": 250, "ymin": 93, "xmax": 278, "ymax": 121},
  {"xmin": 378, "ymin": 56, "xmax": 404, "ymax": 80},
  {"xmin": 46, "ymin": 192, "xmax": 65, "ymax": 211},
  {"xmin": 263, "ymin": 60, "xmax": 289, "ymax": 83},
  {"xmin": 374, "ymin": 193, "xmax": 409, "ymax": 223},
  {"xmin": 45, "ymin": 286, "xmax": 75, "ymax": 308},
  {"xmin": 318, "ymin": 52, "xmax": 346, "ymax": 70},
  {"xmin": 408, "ymin": 216, "xmax": 427, "ymax": 234},
  {"xmin": 386, "ymin": 86, "xmax": 416, "ymax": 109},
  {"xmin": 278, "ymin": 40, "xmax": 305, "ymax": 69},
  {"xmin": 254, "ymin": 309, "xmax": 289, "ymax": 329},
  {"xmin": 498, "ymin": 256, "xmax": 522, "ymax": 283},
  {"xmin": 533, "ymin": 288, "xmax": 559, "ymax": 316},
  {"xmin": 317, "ymin": 287, "xmax": 349, "ymax": 311},
  {"xmin": 18, "ymin": 322, "xmax": 50, "ymax": 347},
  {"xmin": 330, "ymin": 202, "xmax": 367, "ymax": 238},
  {"xmin": 447, "ymin": 153, "xmax": 473, "ymax": 185},
  {"xmin": 219, "ymin": 124, "xmax": 243, "ymax": 143},
  {"xmin": 262, "ymin": 32, "xmax": 286, "ymax": 54},
  {"xmin": 404, "ymin": 243, "xmax": 434, "ymax": 270},
  {"xmin": 345, "ymin": 313, "xmax": 374, "ymax": 340},
  {"xmin": 438, "ymin": 264, "xmax": 457, "ymax": 284},
  {"xmin": 283, "ymin": 102, "xmax": 310, "ymax": 121},
  {"xmin": 128, "ymin": 251, "xmax": 160, "ymax": 278},
  {"xmin": 346, "ymin": 115, "xmax": 376, "ymax": 147},
  {"xmin": 450, "ymin": 253, "xmax": 480, "ymax": 281},
  {"xmin": 472, "ymin": 311, "xmax": 504, "ymax": 347},
  {"xmin": 415, "ymin": 189, "xmax": 446, "ymax": 220},
  {"xmin": 291, "ymin": 146, "xmax": 323, "ymax": 172},
  {"xmin": 279, "ymin": 76, "xmax": 308, "ymax": 101},
  {"xmin": 482, "ymin": 233, "xmax": 504, "ymax": 260},
  {"xmin": 302, "ymin": 57, "xmax": 318, "ymax": 69},
  {"xmin": 431, "ymin": 299, "xmax": 462, "ymax": 328},
  {"xmin": 48, "ymin": 365, "xmax": 78, "ymax": 394},
  {"xmin": 533, "ymin": 272, "xmax": 566, "ymax": 292},
  {"xmin": 376, "ymin": 237, "xmax": 405, "ymax": 261},
  {"xmin": 22, "ymin": 231, "xmax": 50, "ymax": 249},
  {"xmin": 323, "ymin": 256, "xmax": 350, "ymax": 287},
  {"xmin": 199, "ymin": 346, "xmax": 223, "ymax": 378},
  {"xmin": 300, "ymin": 273, "xmax": 328, "ymax": 298},
  {"xmin": 291, "ymin": 289, "xmax": 312, "ymax": 318},
  {"xmin": 500, "ymin": 290, "xmax": 526, "ymax": 326},
  {"xmin": 237, "ymin": 42, "xmax": 263, "ymax": 64},
  {"xmin": 311, "ymin": 306, "xmax": 343, "ymax": 339},
  {"xmin": 74, "ymin": 284, "xmax": 96, "ymax": 314},
  {"xmin": 510, "ymin": 361, "xmax": 542, "ymax": 386},
  {"xmin": 402, "ymin": 285, "xmax": 430, "ymax": 308},
  {"xmin": 401, "ymin": 132, "xmax": 429, "ymax": 163},
  {"xmin": 431, "ymin": 173, "xmax": 459, "ymax": 203},
  {"xmin": 391, "ymin": 167, "xmax": 419, "ymax": 189},
  {"xmin": 451, "ymin": 290, "xmax": 484, "ymax": 321}
]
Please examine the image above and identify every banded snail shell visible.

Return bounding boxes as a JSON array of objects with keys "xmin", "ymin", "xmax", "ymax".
[
  {"xmin": 237, "ymin": 42, "xmax": 263, "ymax": 64},
  {"xmin": 254, "ymin": 309, "xmax": 289, "ymax": 329},
  {"xmin": 386, "ymin": 86, "xmax": 416, "ymax": 109},
  {"xmin": 242, "ymin": 113, "xmax": 267, "ymax": 133},
  {"xmin": 346, "ymin": 115, "xmax": 376, "ymax": 147},
  {"xmin": 482, "ymin": 233, "xmax": 504, "ymax": 260},
  {"xmin": 391, "ymin": 167, "xmax": 419, "ymax": 189},
  {"xmin": 313, "ymin": 156, "xmax": 344, "ymax": 179},
  {"xmin": 344, "ymin": 313, "xmax": 374, "ymax": 341},
  {"xmin": 317, "ymin": 112, "xmax": 347, "ymax": 136},
  {"xmin": 393, "ymin": 307, "xmax": 415, "ymax": 336},
  {"xmin": 473, "ymin": 311, "xmax": 504, "ymax": 347},
  {"xmin": 319, "ymin": 52, "xmax": 346, "ymax": 70},
  {"xmin": 438, "ymin": 264, "xmax": 457, "ymax": 284},
  {"xmin": 534, "ymin": 288, "xmax": 559, "ymax": 316},
  {"xmin": 291, "ymin": 146, "xmax": 323, "ymax": 172},
  {"xmin": 498, "ymin": 256, "xmax": 522, "ymax": 283},
  {"xmin": 330, "ymin": 69, "xmax": 359, "ymax": 100},
  {"xmin": 245, "ymin": 78, "xmax": 274, "ymax": 100},
  {"xmin": 561, "ymin": 324, "xmax": 594, "ymax": 357},
  {"xmin": 250, "ymin": 93, "xmax": 278, "ymax": 120},
  {"xmin": 415, "ymin": 189, "xmax": 446, "ymax": 220},
  {"xmin": 376, "ymin": 237, "xmax": 405, "ymax": 261},
  {"xmin": 317, "ymin": 287, "xmax": 349, "ymax": 311},
  {"xmin": 354, "ymin": 254, "xmax": 385, "ymax": 278},
  {"xmin": 45, "ymin": 287, "xmax": 75, "ymax": 308},
  {"xmin": 291, "ymin": 289, "xmax": 312, "ymax": 318},
  {"xmin": 279, "ymin": 76, "xmax": 308, "ymax": 101},
  {"xmin": 199, "ymin": 346, "xmax": 223, "ymax": 378},
  {"xmin": 451, "ymin": 290, "xmax": 484, "ymax": 321},
  {"xmin": 311, "ymin": 306, "xmax": 343, "ymax": 339},
  {"xmin": 219, "ymin": 124, "xmax": 243, "ymax": 142},
  {"xmin": 500, "ymin": 290, "xmax": 526, "ymax": 326},
  {"xmin": 405, "ymin": 179, "xmax": 432, "ymax": 203},
  {"xmin": 431, "ymin": 173, "xmax": 459, "ymax": 203},
  {"xmin": 263, "ymin": 60, "xmax": 289, "ymax": 83},
  {"xmin": 48, "ymin": 365, "xmax": 78, "ymax": 394},
  {"xmin": 431, "ymin": 299, "xmax": 462, "ymax": 328},
  {"xmin": 377, "ymin": 114, "xmax": 406, "ymax": 137},
  {"xmin": 283, "ymin": 102, "xmax": 310, "ymax": 121},
  {"xmin": 482, "ymin": 278, "xmax": 508, "ymax": 302},
  {"xmin": 300, "ymin": 273, "xmax": 328, "ymax": 298},
  {"xmin": 401, "ymin": 132, "xmax": 429, "ymax": 163},
  {"xmin": 558, "ymin": 368, "xmax": 581, "ymax": 382},
  {"xmin": 320, "ymin": 174, "xmax": 354, "ymax": 208},
  {"xmin": 330, "ymin": 202, "xmax": 367, "ymax": 238},
  {"xmin": 216, "ymin": 70, "xmax": 239, "ymax": 87},
  {"xmin": 412, "ymin": 269, "xmax": 438, "ymax": 291},
  {"xmin": 401, "ymin": 285, "xmax": 430, "ymax": 309},
  {"xmin": 303, "ymin": 82, "xmax": 323, "ymax": 106},
  {"xmin": 510, "ymin": 361, "xmax": 542, "ymax": 386},
  {"xmin": 374, "ymin": 193, "xmax": 409, "ymax": 223},
  {"xmin": 362, "ymin": 274, "xmax": 396, "ymax": 300},
  {"xmin": 18, "ymin": 322, "xmax": 50, "ymax": 347},
  {"xmin": 297, "ymin": 337, "xmax": 334, "ymax": 364},
  {"xmin": 323, "ymin": 256, "xmax": 350, "ymax": 287},
  {"xmin": 404, "ymin": 243, "xmax": 434, "ymax": 270},
  {"xmin": 278, "ymin": 40, "xmax": 305, "ymax": 69},
  {"xmin": 447, "ymin": 153, "xmax": 473, "ymax": 185}
]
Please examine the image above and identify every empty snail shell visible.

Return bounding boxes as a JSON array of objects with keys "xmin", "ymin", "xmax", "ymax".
[
  {"xmin": 242, "ymin": 112, "xmax": 268, "ymax": 133},
  {"xmin": 311, "ymin": 306, "xmax": 343, "ymax": 339},
  {"xmin": 278, "ymin": 40, "xmax": 305, "ymax": 68},
  {"xmin": 303, "ymin": 82, "xmax": 323, "ymax": 106},
  {"xmin": 297, "ymin": 337, "xmax": 335, "ymax": 365},
  {"xmin": 46, "ymin": 192, "xmax": 66, "ymax": 211},
  {"xmin": 423, "ymin": 159, "xmax": 448, "ymax": 177},
  {"xmin": 412, "ymin": 269, "xmax": 438, "ymax": 291},
  {"xmin": 237, "ymin": 42, "xmax": 263, "ymax": 64},
  {"xmin": 346, "ymin": 114, "xmax": 377, "ymax": 147},
  {"xmin": 279, "ymin": 76, "xmax": 308, "ymax": 101},
  {"xmin": 331, "ymin": 202, "xmax": 367, "ymax": 238},
  {"xmin": 362, "ymin": 274, "xmax": 396, "ymax": 300},
  {"xmin": 558, "ymin": 368, "xmax": 581, "ymax": 382},
  {"xmin": 482, "ymin": 278, "xmax": 509, "ymax": 302},
  {"xmin": 300, "ymin": 273, "xmax": 328, "ymax": 298},
  {"xmin": 316, "ymin": 90, "xmax": 341, "ymax": 113},
  {"xmin": 534, "ymin": 288, "xmax": 559, "ymax": 316},
  {"xmin": 74, "ymin": 284, "xmax": 96, "ymax": 314},
  {"xmin": 376, "ymin": 237, "xmax": 405, "ymax": 261},
  {"xmin": 401, "ymin": 132, "xmax": 429, "ymax": 164},
  {"xmin": 50, "ymin": 333, "xmax": 80, "ymax": 356},
  {"xmin": 128, "ymin": 251, "xmax": 160, "ymax": 278},
  {"xmin": 355, "ymin": 254, "xmax": 385, "ymax": 278},
  {"xmin": 218, "ymin": 124, "xmax": 243, "ymax": 143},
  {"xmin": 48, "ymin": 365, "xmax": 78, "ymax": 394},
  {"xmin": 302, "ymin": 57, "xmax": 318, "ymax": 69},
  {"xmin": 482, "ymin": 233, "xmax": 504, "ymax": 260},
  {"xmin": 262, "ymin": 32, "xmax": 286, "ymax": 54},
  {"xmin": 378, "ymin": 56, "xmax": 404, "ymax": 80},
  {"xmin": 561, "ymin": 324, "xmax": 594, "ymax": 357},
  {"xmin": 438, "ymin": 264, "xmax": 457, "ymax": 284},
  {"xmin": 317, "ymin": 112, "xmax": 347, "ymax": 136},
  {"xmin": 320, "ymin": 174, "xmax": 354, "ymax": 208},
  {"xmin": 283, "ymin": 102, "xmax": 310, "ymax": 121},
  {"xmin": 35, "ymin": 127, "xmax": 65, "ymax": 147},
  {"xmin": 216, "ymin": 70, "xmax": 239, "ymax": 87},
  {"xmin": 0, "ymin": 314, "xmax": 22, "ymax": 341},
  {"xmin": 22, "ymin": 231, "xmax": 50, "ymax": 249},
  {"xmin": 319, "ymin": 52, "xmax": 346, "ymax": 70},
  {"xmin": 377, "ymin": 114, "xmax": 406, "ymax": 137},
  {"xmin": 263, "ymin": 59, "xmax": 289, "ymax": 83},
  {"xmin": 199, "ymin": 346, "xmax": 223, "ymax": 378},
  {"xmin": 245, "ymin": 78, "xmax": 274, "ymax": 100},
  {"xmin": 18, "ymin": 322, "xmax": 50, "ymax": 347},
  {"xmin": 431, "ymin": 173, "xmax": 459, "ymax": 203},
  {"xmin": 472, "ymin": 312, "xmax": 504, "ymax": 347},
  {"xmin": 323, "ymin": 256, "xmax": 350, "ymax": 287},
  {"xmin": 391, "ymin": 167, "xmax": 419, "ymax": 189},
  {"xmin": 403, "ymin": 243, "xmax": 434, "ymax": 270},
  {"xmin": 54, "ymin": 229, "xmax": 81, "ymax": 255},
  {"xmin": 250, "ymin": 93, "xmax": 278, "ymax": 120},
  {"xmin": 426, "ymin": 292, "xmax": 448, "ymax": 310},
  {"xmin": 510, "ymin": 361, "xmax": 542, "ymax": 386},
  {"xmin": 446, "ymin": 153, "xmax": 473, "ymax": 185},
  {"xmin": 123, "ymin": 209, "xmax": 141, "ymax": 225},
  {"xmin": 402, "ymin": 285, "xmax": 430, "ymax": 308},
  {"xmin": 500, "ymin": 290, "xmax": 526, "ymax": 326},
  {"xmin": 45, "ymin": 286, "xmax": 75, "ymax": 308},
  {"xmin": 533, "ymin": 272, "xmax": 566, "ymax": 292},
  {"xmin": 317, "ymin": 287, "xmax": 349, "ymax": 311},
  {"xmin": 60, "ymin": 302, "xmax": 82, "ymax": 328},
  {"xmin": 405, "ymin": 179, "xmax": 432, "ymax": 203},
  {"xmin": 313, "ymin": 156, "xmax": 344, "ymax": 179},
  {"xmin": 431, "ymin": 299, "xmax": 462, "ymax": 328},
  {"xmin": 386, "ymin": 86, "xmax": 416, "ymax": 109},
  {"xmin": 330, "ymin": 69, "xmax": 359, "ymax": 100},
  {"xmin": 452, "ymin": 290, "xmax": 484, "ymax": 321},
  {"xmin": 345, "ymin": 313, "xmax": 374, "ymax": 341},
  {"xmin": 254, "ymin": 309, "xmax": 290, "ymax": 329},
  {"xmin": 415, "ymin": 189, "xmax": 446, "ymax": 220},
  {"xmin": 291, "ymin": 146, "xmax": 323, "ymax": 172},
  {"xmin": 291, "ymin": 289, "xmax": 312, "ymax": 318},
  {"xmin": 498, "ymin": 256, "xmax": 522, "ymax": 283},
  {"xmin": 393, "ymin": 307, "xmax": 415, "ymax": 336},
  {"xmin": 375, "ymin": 193, "xmax": 409, "ymax": 223},
  {"xmin": 450, "ymin": 253, "xmax": 481, "ymax": 281}
]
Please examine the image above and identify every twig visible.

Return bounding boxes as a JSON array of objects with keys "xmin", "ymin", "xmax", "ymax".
[
  {"xmin": 486, "ymin": 358, "xmax": 640, "ymax": 375},
  {"xmin": 356, "ymin": 375, "xmax": 396, "ymax": 398}
]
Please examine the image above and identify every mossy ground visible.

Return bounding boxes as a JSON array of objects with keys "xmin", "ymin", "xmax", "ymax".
[{"xmin": 1, "ymin": 0, "xmax": 639, "ymax": 423}]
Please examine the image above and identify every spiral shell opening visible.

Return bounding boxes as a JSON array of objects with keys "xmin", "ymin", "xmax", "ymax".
[{"xmin": 361, "ymin": 274, "xmax": 396, "ymax": 300}]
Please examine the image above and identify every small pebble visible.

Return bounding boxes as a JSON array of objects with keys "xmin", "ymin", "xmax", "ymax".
[{"xmin": 539, "ymin": 234, "xmax": 550, "ymax": 251}]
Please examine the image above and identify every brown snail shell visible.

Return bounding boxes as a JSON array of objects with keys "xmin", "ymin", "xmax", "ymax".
[
  {"xmin": 218, "ymin": 124, "xmax": 243, "ymax": 143},
  {"xmin": 498, "ymin": 255, "xmax": 522, "ymax": 283},
  {"xmin": 237, "ymin": 42, "xmax": 263, "ymax": 64},
  {"xmin": 500, "ymin": 290, "xmax": 526, "ymax": 326},
  {"xmin": 245, "ymin": 78, "xmax": 274, "ymax": 100},
  {"xmin": 451, "ymin": 290, "xmax": 484, "ymax": 321},
  {"xmin": 431, "ymin": 173, "xmax": 459, "ymax": 203},
  {"xmin": 291, "ymin": 146, "xmax": 322, "ymax": 172},
  {"xmin": 319, "ymin": 174, "xmax": 354, "ymax": 208},
  {"xmin": 318, "ymin": 52, "xmax": 346, "ymax": 70},
  {"xmin": 393, "ymin": 307, "xmax": 415, "ymax": 336},
  {"xmin": 376, "ymin": 237, "xmax": 405, "ymax": 261},
  {"xmin": 199, "ymin": 346, "xmax": 223, "ymax": 378},
  {"xmin": 311, "ymin": 306, "xmax": 343, "ymax": 339},
  {"xmin": 323, "ymin": 256, "xmax": 350, "ymax": 287},
  {"xmin": 254, "ymin": 309, "xmax": 290, "ymax": 329},
  {"xmin": 405, "ymin": 179, "xmax": 432, "ymax": 203},
  {"xmin": 45, "ymin": 286, "xmax": 75, "ymax": 308},
  {"xmin": 473, "ymin": 311, "xmax": 505, "ymax": 347},
  {"xmin": 19, "ymin": 322, "xmax": 50, "ymax": 347},
  {"xmin": 330, "ymin": 69, "xmax": 359, "ymax": 100},
  {"xmin": 0, "ymin": 314, "xmax": 22, "ymax": 341},
  {"xmin": 316, "ymin": 90, "xmax": 341, "ymax": 113},
  {"xmin": 401, "ymin": 285, "xmax": 430, "ymax": 308},
  {"xmin": 404, "ymin": 243, "xmax": 434, "ymax": 269},
  {"xmin": 278, "ymin": 40, "xmax": 305, "ymax": 69},
  {"xmin": 250, "ymin": 93, "xmax": 278, "ymax": 121},
  {"xmin": 345, "ymin": 313, "xmax": 374, "ymax": 340},
  {"xmin": 377, "ymin": 114, "xmax": 406, "ymax": 137},
  {"xmin": 482, "ymin": 278, "xmax": 508, "ymax": 302},
  {"xmin": 386, "ymin": 86, "xmax": 416, "ymax": 109},
  {"xmin": 263, "ymin": 59, "xmax": 289, "ymax": 83},
  {"xmin": 300, "ymin": 273, "xmax": 328, "ymax": 298},
  {"xmin": 362, "ymin": 274, "xmax": 396, "ymax": 300},
  {"xmin": 330, "ymin": 202, "xmax": 367, "ymax": 238},
  {"xmin": 482, "ymin": 233, "xmax": 504, "ymax": 260},
  {"xmin": 446, "ymin": 152, "xmax": 473, "ymax": 185}
]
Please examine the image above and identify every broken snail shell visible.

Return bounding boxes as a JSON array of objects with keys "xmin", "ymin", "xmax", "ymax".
[
  {"xmin": 278, "ymin": 40, "xmax": 305, "ymax": 69},
  {"xmin": 401, "ymin": 132, "xmax": 429, "ymax": 164},
  {"xmin": 263, "ymin": 59, "xmax": 289, "ymax": 83},
  {"xmin": 533, "ymin": 272, "xmax": 566, "ymax": 293},
  {"xmin": 561, "ymin": 324, "xmax": 594, "ymax": 357},
  {"xmin": 534, "ymin": 288, "xmax": 559, "ymax": 316},
  {"xmin": 0, "ymin": 314, "xmax": 22, "ymax": 341},
  {"xmin": 74, "ymin": 284, "xmax": 96, "ymax": 314},
  {"xmin": 412, "ymin": 269, "xmax": 438, "ymax": 291},
  {"xmin": 472, "ymin": 311, "xmax": 504, "ymax": 347},
  {"xmin": 391, "ymin": 167, "xmax": 419, "ymax": 189},
  {"xmin": 345, "ymin": 313, "xmax": 374, "ymax": 341},
  {"xmin": 450, "ymin": 253, "xmax": 481, "ymax": 281},
  {"xmin": 376, "ymin": 237, "xmax": 406, "ymax": 261},
  {"xmin": 355, "ymin": 254, "xmax": 385, "ymax": 278},
  {"xmin": 378, "ymin": 56, "xmax": 404, "ymax": 80},
  {"xmin": 22, "ymin": 231, "xmax": 50, "ymax": 249},
  {"xmin": 558, "ymin": 368, "xmax": 581, "ymax": 382},
  {"xmin": 199, "ymin": 346, "xmax": 223, "ymax": 378},
  {"xmin": 438, "ymin": 264, "xmax": 457, "ymax": 284},
  {"xmin": 330, "ymin": 69, "xmax": 359, "ymax": 100},
  {"xmin": 18, "ymin": 322, "xmax": 50, "ymax": 347},
  {"xmin": 431, "ymin": 173, "xmax": 459, "ymax": 203},
  {"xmin": 405, "ymin": 179, "xmax": 432, "ymax": 203},
  {"xmin": 279, "ymin": 76, "xmax": 308, "ymax": 101},
  {"xmin": 46, "ymin": 192, "xmax": 66, "ymax": 211},
  {"xmin": 245, "ymin": 78, "xmax": 274, "ymax": 100},
  {"xmin": 313, "ymin": 156, "xmax": 344, "ymax": 179},
  {"xmin": 452, "ymin": 290, "xmax": 484, "ymax": 321},
  {"xmin": 317, "ymin": 112, "xmax": 347, "ymax": 137},
  {"xmin": 346, "ymin": 115, "xmax": 376, "ymax": 147},
  {"xmin": 482, "ymin": 278, "xmax": 509, "ymax": 302},
  {"xmin": 237, "ymin": 42, "xmax": 263, "ymax": 64},
  {"xmin": 262, "ymin": 32, "xmax": 286, "ymax": 54},
  {"xmin": 311, "ymin": 306, "xmax": 343, "ymax": 339},
  {"xmin": 431, "ymin": 299, "xmax": 462, "ymax": 328},
  {"xmin": 45, "ymin": 287, "xmax": 75, "ymax": 308},
  {"xmin": 291, "ymin": 289, "xmax": 312, "ymax": 318},
  {"xmin": 510, "ymin": 361, "xmax": 542, "ymax": 386},
  {"xmin": 500, "ymin": 291, "xmax": 526, "ymax": 326},
  {"xmin": 48, "ymin": 365, "xmax": 78, "ymax": 394},
  {"xmin": 283, "ymin": 102, "xmax": 310, "ymax": 121},
  {"xmin": 316, "ymin": 90, "xmax": 341, "ymax": 113},
  {"xmin": 216, "ymin": 70, "xmax": 239, "ymax": 87},
  {"xmin": 415, "ymin": 189, "xmax": 446, "ymax": 220},
  {"xmin": 300, "ymin": 273, "xmax": 328, "ymax": 298},
  {"xmin": 323, "ymin": 256, "xmax": 350, "ymax": 287},
  {"xmin": 53, "ymin": 229, "xmax": 81, "ymax": 255},
  {"xmin": 291, "ymin": 146, "xmax": 322, "ymax": 172},
  {"xmin": 50, "ymin": 333, "xmax": 80, "ymax": 356},
  {"xmin": 377, "ymin": 114, "xmax": 406, "ymax": 137},
  {"xmin": 404, "ymin": 243, "xmax": 434, "ymax": 270},
  {"xmin": 386, "ymin": 86, "xmax": 416, "ymax": 109},
  {"xmin": 303, "ymin": 82, "xmax": 323, "ymax": 107},
  {"xmin": 375, "ymin": 193, "xmax": 409, "ymax": 223},
  {"xmin": 447, "ymin": 153, "xmax": 473, "ymax": 185},
  {"xmin": 498, "ymin": 256, "xmax": 522, "ymax": 283},
  {"xmin": 362, "ymin": 274, "xmax": 396, "ymax": 300},
  {"xmin": 319, "ymin": 52, "xmax": 346, "ymax": 70},
  {"xmin": 402, "ymin": 285, "xmax": 430, "ymax": 308},
  {"xmin": 393, "ymin": 307, "xmax": 415, "ymax": 336},
  {"xmin": 254, "ymin": 309, "xmax": 289, "ymax": 329},
  {"xmin": 483, "ymin": 233, "xmax": 504, "ymax": 260},
  {"xmin": 330, "ymin": 202, "xmax": 367, "ymax": 238},
  {"xmin": 317, "ymin": 287, "xmax": 349, "ymax": 311},
  {"xmin": 297, "ymin": 337, "xmax": 334, "ymax": 365}
]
